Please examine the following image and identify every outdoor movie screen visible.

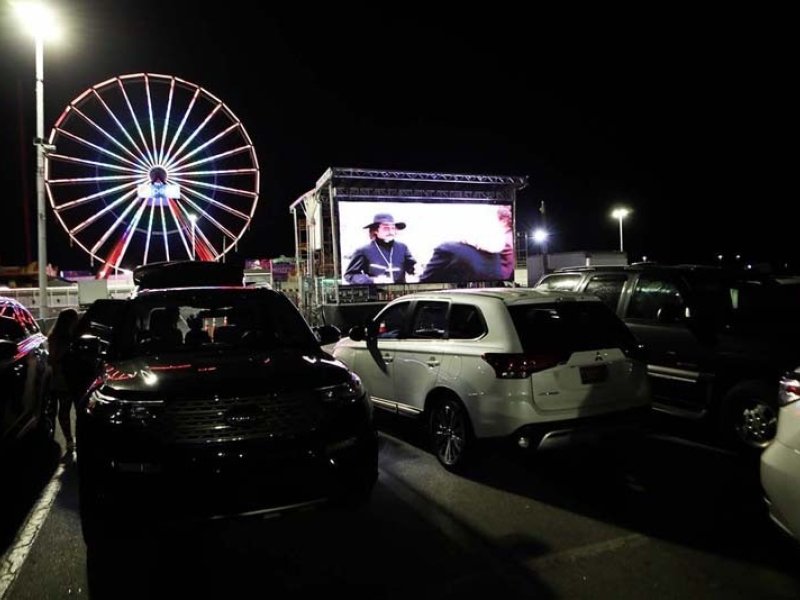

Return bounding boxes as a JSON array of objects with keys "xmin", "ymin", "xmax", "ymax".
[{"xmin": 337, "ymin": 200, "xmax": 514, "ymax": 286}]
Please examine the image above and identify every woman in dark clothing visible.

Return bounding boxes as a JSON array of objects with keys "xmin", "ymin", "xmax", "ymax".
[{"xmin": 47, "ymin": 308, "xmax": 79, "ymax": 454}]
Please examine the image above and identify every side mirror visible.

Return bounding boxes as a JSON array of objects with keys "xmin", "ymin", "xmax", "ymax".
[
  {"xmin": 0, "ymin": 340, "xmax": 18, "ymax": 361},
  {"xmin": 656, "ymin": 305, "xmax": 683, "ymax": 324},
  {"xmin": 72, "ymin": 334, "xmax": 105, "ymax": 357},
  {"xmin": 315, "ymin": 324, "xmax": 341, "ymax": 346},
  {"xmin": 348, "ymin": 325, "xmax": 366, "ymax": 342}
]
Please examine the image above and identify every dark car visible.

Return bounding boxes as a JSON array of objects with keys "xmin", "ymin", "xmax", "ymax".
[
  {"xmin": 69, "ymin": 266, "xmax": 377, "ymax": 547},
  {"xmin": 0, "ymin": 297, "xmax": 54, "ymax": 453},
  {"xmin": 533, "ymin": 264, "xmax": 800, "ymax": 450}
]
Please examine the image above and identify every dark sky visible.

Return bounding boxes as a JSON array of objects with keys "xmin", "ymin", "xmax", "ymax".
[{"xmin": 0, "ymin": 3, "xmax": 791, "ymax": 272}]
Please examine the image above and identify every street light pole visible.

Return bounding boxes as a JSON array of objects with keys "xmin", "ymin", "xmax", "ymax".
[
  {"xmin": 34, "ymin": 31, "xmax": 47, "ymax": 311},
  {"xmin": 611, "ymin": 207, "xmax": 630, "ymax": 254},
  {"xmin": 16, "ymin": 2, "xmax": 58, "ymax": 314}
]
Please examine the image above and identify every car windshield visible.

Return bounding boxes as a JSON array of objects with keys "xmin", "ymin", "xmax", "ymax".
[
  {"xmin": 508, "ymin": 301, "xmax": 637, "ymax": 354},
  {"xmin": 114, "ymin": 289, "xmax": 318, "ymax": 358}
]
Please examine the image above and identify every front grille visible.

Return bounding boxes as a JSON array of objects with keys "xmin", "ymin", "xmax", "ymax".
[{"xmin": 163, "ymin": 391, "xmax": 323, "ymax": 444}]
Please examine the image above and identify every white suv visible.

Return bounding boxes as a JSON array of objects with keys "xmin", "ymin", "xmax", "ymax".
[
  {"xmin": 760, "ymin": 369, "xmax": 800, "ymax": 541},
  {"xmin": 332, "ymin": 288, "xmax": 651, "ymax": 470}
]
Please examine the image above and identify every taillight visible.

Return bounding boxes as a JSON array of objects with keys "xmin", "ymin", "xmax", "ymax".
[
  {"xmin": 778, "ymin": 373, "xmax": 800, "ymax": 406},
  {"xmin": 482, "ymin": 353, "xmax": 566, "ymax": 379}
]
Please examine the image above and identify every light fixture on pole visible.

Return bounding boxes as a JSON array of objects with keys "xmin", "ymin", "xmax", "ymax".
[
  {"xmin": 532, "ymin": 228, "xmax": 549, "ymax": 273},
  {"xmin": 14, "ymin": 1, "xmax": 60, "ymax": 314},
  {"xmin": 610, "ymin": 207, "xmax": 631, "ymax": 253},
  {"xmin": 188, "ymin": 214, "xmax": 198, "ymax": 260}
]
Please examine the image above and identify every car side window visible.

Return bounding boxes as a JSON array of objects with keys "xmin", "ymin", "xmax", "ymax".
[
  {"xmin": 626, "ymin": 276, "xmax": 687, "ymax": 321},
  {"xmin": 0, "ymin": 303, "xmax": 27, "ymax": 342},
  {"xmin": 410, "ymin": 301, "xmax": 448, "ymax": 339},
  {"xmin": 374, "ymin": 302, "xmax": 410, "ymax": 339},
  {"xmin": 584, "ymin": 274, "xmax": 627, "ymax": 312},
  {"xmin": 449, "ymin": 304, "xmax": 486, "ymax": 339},
  {"xmin": 537, "ymin": 273, "xmax": 583, "ymax": 291}
]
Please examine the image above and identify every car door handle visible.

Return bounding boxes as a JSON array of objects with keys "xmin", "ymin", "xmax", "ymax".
[
  {"xmin": 381, "ymin": 354, "xmax": 393, "ymax": 363},
  {"xmin": 426, "ymin": 358, "xmax": 440, "ymax": 367}
]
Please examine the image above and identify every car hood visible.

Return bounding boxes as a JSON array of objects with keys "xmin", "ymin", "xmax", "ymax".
[{"xmin": 100, "ymin": 349, "xmax": 352, "ymax": 397}]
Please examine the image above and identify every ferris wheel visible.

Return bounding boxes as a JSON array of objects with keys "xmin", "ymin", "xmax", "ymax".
[{"xmin": 45, "ymin": 73, "xmax": 260, "ymax": 272}]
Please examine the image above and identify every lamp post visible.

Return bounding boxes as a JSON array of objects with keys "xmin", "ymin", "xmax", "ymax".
[
  {"xmin": 611, "ymin": 207, "xmax": 630, "ymax": 253},
  {"xmin": 189, "ymin": 214, "xmax": 198, "ymax": 260},
  {"xmin": 532, "ymin": 227, "xmax": 549, "ymax": 274},
  {"xmin": 14, "ymin": 2, "xmax": 59, "ymax": 313}
]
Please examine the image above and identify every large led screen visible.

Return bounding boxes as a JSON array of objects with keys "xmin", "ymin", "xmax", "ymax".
[{"xmin": 338, "ymin": 201, "xmax": 514, "ymax": 285}]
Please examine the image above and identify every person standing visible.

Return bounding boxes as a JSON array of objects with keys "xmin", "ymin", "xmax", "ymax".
[
  {"xmin": 344, "ymin": 213, "xmax": 417, "ymax": 284},
  {"xmin": 47, "ymin": 308, "xmax": 79, "ymax": 454}
]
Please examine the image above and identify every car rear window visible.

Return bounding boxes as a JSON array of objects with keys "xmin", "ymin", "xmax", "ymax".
[
  {"xmin": 535, "ymin": 273, "xmax": 582, "ymax": 291},
  {"xmin": 115, "ymin": 289, "xmax": 318, "ymax": 357},
  {"xmin": 508, "ymin": 301, "xmax": 636, "ymax": 354}
]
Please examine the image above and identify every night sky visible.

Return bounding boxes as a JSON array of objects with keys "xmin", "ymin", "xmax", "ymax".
[{"xmin": 0, "ymin": 3, "xmax": 791, "ymax": 273}]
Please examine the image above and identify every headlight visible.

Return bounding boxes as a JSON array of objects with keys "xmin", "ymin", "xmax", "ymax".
[
  {"xmin": 87, "ymin": 388, "xmax": 164, "ymax": 425},
  {"xmin": 317, "ymin": 373, "xmax": 365, "ymax": 405},
  {"xmin": 778, "ymin": 372, "xmax": 800, "ymax": 406}
]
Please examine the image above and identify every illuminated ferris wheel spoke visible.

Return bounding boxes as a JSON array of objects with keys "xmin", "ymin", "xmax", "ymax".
[
  {"xmin": 92, "ymin": 89, "xmax": 152, "ymax": 163},
  {"xmin": 48, "ymin": 174, "xmax": 140, "ymax": 186},
  {"xmin": 144, "ymin": 75, "xmax": 160, "ymax": 167},
  {"xmin": 57, "ymin": 180, "xmax": 138, "ymax": 211},
  {"xmin": 46, "ymin": 153, "xmax": 140, "ymax": 174},
  {"xmin": 143, "ymin": 204, "xmax": 156, "ymax": 265},
  {"xmin": 47, "ymin": 74, "xmax": 259, "ymax": 268},
  {"xmin": 163, "ymin": 88, "xmax": 200, "ymax": 167},
  {"xmin": 170, "ymin": 146, "xmax": 254, "ymax": 172},
  {"xmin": 165, "ymin": 199, "xmax": 193, "ymax": 259},
  {"xmin": 165, "ymin": 122, "xmax": 238, "ymax": 171},
  {"xmin": 178, "ymin": 167, "xmax": 258, "ymax": 177},
  {"xmin": 173, "ymin": 176, "xmax": 257, "ymax": 200},
  {"xmin": 157, "ymin": 78, "xmax": 177, "ymax": 165},
  {"xmin": 90, "ymin": 196, "xmax": 142, "ymax": 255},
  {"xmin": 116, "ymin": 78, "xmax": 156, "ymax": 166},
  {"xmin": 54, "ymin": 127, "xmax": 144, "ymax": 171},
  {"xmin": 70, "ymin": 106, "xmax": 150, "ymax": 170},
  {"xmin": 175, "ymin": 182, "xmax": 250, "ymax": 220},
  {"xmin": 67, "ymin": 189, "xmax": 139, "ymax": 235},
  {"xmin": 164, "ymin": 103, "xmax": 223, "ymax": 171},
  {"xmin": 110, "ymin": 199, "xmax": 149, "ymax": 269},
  {"xmin": 180, "ymin": 193, "xmax": 237, "ymax": 241}
]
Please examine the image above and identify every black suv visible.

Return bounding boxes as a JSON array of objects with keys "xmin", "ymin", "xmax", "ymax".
[
  {"xmin": 69, "ymin": 262, "xmax": 377, "ymax": 547},
  {"xmin": 533, "ymin": 264, "xmax": 800, "ymax": 450}
]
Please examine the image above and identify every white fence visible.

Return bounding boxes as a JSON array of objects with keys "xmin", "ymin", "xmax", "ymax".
[{"xmin": 1, "ymin": 283, "xmax": 135, "ymax": 321}]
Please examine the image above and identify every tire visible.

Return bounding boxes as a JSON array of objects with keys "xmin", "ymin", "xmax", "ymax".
[
  {"xmin": 721, "ymin": 381, "xmax": 778, "ymax": 450},
  {"xmin": 79, "ymin": 478, "xmax": 106, "ymax": 548},
  {"xmin": 428, "ymin": 398, "xmax": 474, "ymax": 472}
]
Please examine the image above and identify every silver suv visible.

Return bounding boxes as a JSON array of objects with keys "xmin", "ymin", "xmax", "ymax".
[{"xmin": 332, "ymin": 288, "xmax": 650, "ymax": 471}]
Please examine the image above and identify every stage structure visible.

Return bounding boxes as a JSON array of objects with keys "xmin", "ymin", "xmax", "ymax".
[{"xmin": 290, "ymin": 168, "xmax": 528, "ymax": 327}]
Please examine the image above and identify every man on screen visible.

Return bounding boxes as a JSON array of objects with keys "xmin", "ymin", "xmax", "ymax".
[{"xmin": 344, "ymin": 213, "xmax": 417, "ymax": 284}]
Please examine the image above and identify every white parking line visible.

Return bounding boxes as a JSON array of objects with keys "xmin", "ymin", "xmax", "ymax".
[
  {"xmin": 525, "ymin": 533, "xmax": 648, "ymax": 570},
  {"xmin": 0, "ymin": 461, "xmax": 66, "ymax": 599}
]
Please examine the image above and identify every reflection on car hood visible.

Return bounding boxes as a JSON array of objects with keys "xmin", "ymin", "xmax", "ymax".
[{"xmin": 101, "ymin": 350, "xmax": 351, "ymax": 396}]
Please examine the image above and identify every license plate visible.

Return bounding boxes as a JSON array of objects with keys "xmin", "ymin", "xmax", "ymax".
[{"xmin": 580, "ymin": 364, "xmax": 608, "ymax": 384}]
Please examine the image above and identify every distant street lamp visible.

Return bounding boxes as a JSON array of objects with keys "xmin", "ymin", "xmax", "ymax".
[
  {"xmin": 532, "ymin": 228, "xmax": 549, "ymax": 273},
  {"xmin": 611, "ymin": 207, "xmax": 631, "ymax": 253},
  {"xmin": 189, "ymin": 214, "xmax": 198, "ymax": 260},
  {"xmin": 14, "ymin": 1, "xmax": 59, "ymax": 313}
]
